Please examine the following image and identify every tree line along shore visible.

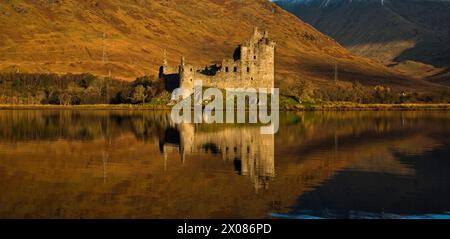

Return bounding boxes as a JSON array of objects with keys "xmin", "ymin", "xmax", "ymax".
[{"xmin": 0, "ymin": 72, "xmax": 449, "ymax": 111}]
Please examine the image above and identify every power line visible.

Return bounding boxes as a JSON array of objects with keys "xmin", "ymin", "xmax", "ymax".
[
  {"xmin": 102, "ymin": 32, "xmax": 108, "ymax": 63},
  {"xmin": 334, "ymin": 60, "xmax": 338, "ymax": 83}
]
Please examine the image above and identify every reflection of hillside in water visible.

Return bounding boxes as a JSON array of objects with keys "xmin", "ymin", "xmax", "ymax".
[
  {"xmin": 0, "ymin": 110, "xmax": 276, "ymax": 192},
  {"xmin": 0, "ymin": 110, "xmax": 170, "ymax": 142},
  {"xmin": 159, "ymin": 123, "xmax": 275, "ymax": 192},
  {"xmin": 0, "ymin": 110, "xmax": 449, "ymax": 218},
  {"xmin": 277, "ymin": 111, "xmax": 450, "ymax": 218}
]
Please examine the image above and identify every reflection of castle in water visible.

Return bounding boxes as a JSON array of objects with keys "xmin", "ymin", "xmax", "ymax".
[{"xmin": 159, "ymin": 123, "xmax": 275, "ymax": 192}]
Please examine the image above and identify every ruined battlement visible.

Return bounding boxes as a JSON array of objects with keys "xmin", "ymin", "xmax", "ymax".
[{"xmin": 159, "ymin": 27, "xmax": 275, "ymax": 92}]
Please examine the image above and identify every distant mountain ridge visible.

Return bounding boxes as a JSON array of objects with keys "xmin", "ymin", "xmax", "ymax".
[{"xmin": 275, "ymin": 0, "xmax": 450, "ymax": 83}]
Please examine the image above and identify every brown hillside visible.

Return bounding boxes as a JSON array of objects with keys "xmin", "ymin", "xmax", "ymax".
[{"xmin": 0, "ymin": 0, "xmax": 442, "ymax": 91}]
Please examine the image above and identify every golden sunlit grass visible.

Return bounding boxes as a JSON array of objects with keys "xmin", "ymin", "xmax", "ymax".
[
  {"xmin": 1, "ymin": 102, "xmax": 450, "ymax": 111},
  {"xmin": 0, "ymin": 0, "xmax": 441, "ymax": 92},
  {"xmin": 289, "ymin": 102, "xmax": 450, "ymax": 111}
]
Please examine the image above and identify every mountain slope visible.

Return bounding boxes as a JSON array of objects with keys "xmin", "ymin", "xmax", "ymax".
[
  {"xmin": 275, "ymin": 0, "xmax": 450, "ymax": 81},
  {"xmin": 0, "ymin": 0, "xmax": 442, "ymax": 91}
]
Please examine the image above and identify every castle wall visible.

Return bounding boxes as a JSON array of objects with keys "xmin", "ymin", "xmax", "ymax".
[{"xmin": 162, "ymin": 28, "xmax": 275, "ymax": 93}]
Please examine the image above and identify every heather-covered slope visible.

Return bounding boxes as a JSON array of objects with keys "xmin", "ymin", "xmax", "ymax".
[{"xmin": 0, "ymin": 0, "xmax": 442, "ymax": 91}]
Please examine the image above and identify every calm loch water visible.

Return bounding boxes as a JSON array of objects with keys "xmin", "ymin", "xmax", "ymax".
[{"xmin": 0, "ymin": 110, "xmax": 449, "ymax": 219}]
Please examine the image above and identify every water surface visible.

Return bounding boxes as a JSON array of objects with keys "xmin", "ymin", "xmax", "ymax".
[{"xmin": 0, "ymin": 110, "xmax": 449, "ymax": 219}]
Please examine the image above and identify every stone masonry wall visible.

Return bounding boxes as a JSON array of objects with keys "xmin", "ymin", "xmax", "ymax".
[{"xmin": 160, "ymin": 28, "xmax": 275, "ymax": 93}]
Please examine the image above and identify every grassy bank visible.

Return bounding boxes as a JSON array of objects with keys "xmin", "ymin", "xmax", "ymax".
[
  {"xmin": 0, "ymin": 104, "xmax": 172, "ymax": 110},
  {"xmin": 283, "ymin": 102, "xmax": 450, "ymax": 111},
  {"xmin": 1, "ymin": 102, "xmax": 450, "ymax": 111}
]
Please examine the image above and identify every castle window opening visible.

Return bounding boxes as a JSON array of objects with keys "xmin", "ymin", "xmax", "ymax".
[
  {"xmin": 247, "ymin": 67, "xmax": 250, "ymax": 73},
  {"xmin": 254, "ymin": 55, "xmax": 256, "ymax": 60},
  {"xmin": 233, "ymin": 67, "xmax": 237, "ymax": 72},
  {"xmin": 226, "ymin": 67, "xmax": 229, "ymax": 73}
]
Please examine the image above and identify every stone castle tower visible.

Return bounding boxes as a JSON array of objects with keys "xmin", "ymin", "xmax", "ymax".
[{"xmin": 160, "ymin": 27, "xmax": 275, "ymax": 92}]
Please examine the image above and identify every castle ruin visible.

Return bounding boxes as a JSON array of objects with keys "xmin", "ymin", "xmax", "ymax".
[{"xmin": 160, "ymin": 27, "xmax": 275, "ymax": 92}]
